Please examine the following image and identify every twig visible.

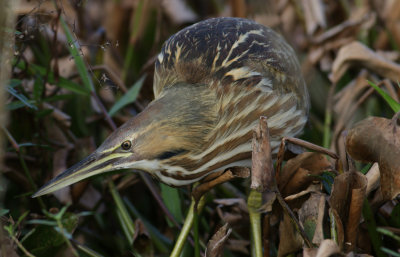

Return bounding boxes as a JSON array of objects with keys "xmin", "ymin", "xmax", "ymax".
[
  {"xmin": 9, "ymin": 234, "xmax": 36, "ymax": 257},
  {"xmin": 90, "ymin": 91, "xmax": 117, "ymax": 130},
  {"xmin": 2, "ymin": 126, "xmax": 46, "ymax": 209},
  {"xmin": 276, "ymin": 137, "xmax": 339, "ymax": 180},
  {"xmin": 274, "ymin": 187, "xmax": 313, "ymax": 248},
  {"xmin": 91, "ymin": 64, "xmax": 128, "ymax": 92}
]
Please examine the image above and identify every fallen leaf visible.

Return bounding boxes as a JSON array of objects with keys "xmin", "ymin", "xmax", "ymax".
[
  {"xmin": 193, "ymin": 167, "xmax": 250, "ymax": 205},
  {"xmin": 301, "ymin": 0, "xmax": 326, "ymax": 35},
  {"xmin": 298, "ymin": 193, "xmax": 326, "ymax": 245},
  {"xmin": 315, "ymin": 239, "xmax": 342, "ymax": 257},
  {"xmin": 365, "ymin": 163, "xmax": 380, "ymax": 195},
  {"xmin": 382, "ymin": 0, "xmax": 400, "ymax": 49},
  {"xmin": 330, "ymin": 41, "xmax": 400, "ymax": 83},
  {"xmin": 226, "ymin": 239, "xmax": 249, "ymax": 255},
  {"xmin": 277, "ymin": 213, "xmax": 303, "ymax": 257},
  {"xmin": 329, "ymin": 171, "xmax": 367, "ymax": 251},
  {"xmin": 214, "ymin": 198, "xmax": 248, "ymax": 213},
  {"xmin": 161, "ymin": 0, "xmax": 198, "ymax": 25},
  {"xmin": 278, "ymin": 152, "xmax": 333, "ymax": 196},
  {"xmin": 206, "ymin": 223, "xmax": 232, "ymax": 257},
  {"xmin": 312, "ymin": 9, "xmax": 374, "ymax": 44},
  {"xmin": 346, "ymin": 117, "xmax": 400, "ymax": 200}
]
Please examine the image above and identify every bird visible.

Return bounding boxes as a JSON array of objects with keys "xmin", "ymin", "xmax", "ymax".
[{"xmin": 33, "ymin": 17, "xmax": 309, "ymax": 197}]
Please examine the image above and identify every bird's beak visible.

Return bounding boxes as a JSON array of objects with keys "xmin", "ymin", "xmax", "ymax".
[{"xmin": 32, "ymin": 150, "xmax": 128, "ymax": 197}]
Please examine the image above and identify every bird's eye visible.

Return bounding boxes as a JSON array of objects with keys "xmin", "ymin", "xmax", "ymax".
[{"xmin": 121, "ymin": 140, "xmax": 132, "ymax": 150}]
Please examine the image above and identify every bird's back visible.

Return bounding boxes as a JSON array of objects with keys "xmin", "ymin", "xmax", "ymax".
[{"xmin": 154, "ymin": 17, "xmax": 308, "ymax": 109}]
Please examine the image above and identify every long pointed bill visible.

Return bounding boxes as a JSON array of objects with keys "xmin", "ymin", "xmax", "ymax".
[{"xmin": 32, "ymin": 151, "xmax": 128, "ymax": 197}]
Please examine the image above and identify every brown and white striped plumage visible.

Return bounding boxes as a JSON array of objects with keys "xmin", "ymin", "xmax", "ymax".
[
  {"xmin": 33, "ymin": 18, "xmax": 309, "ymax": 197},
  {"xmin": 149, "ymin": 17, "xmax": 309, "ymax": 185}
]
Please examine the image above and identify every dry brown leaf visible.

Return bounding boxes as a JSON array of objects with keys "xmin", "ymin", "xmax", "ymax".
[
  {"xmin": 215, "ymin": 198, "xmax": 249, "ymax": 228},
  {"xmin": 226, "ymin": 239, "xmax": 249, "ymax": 255},
  {"xmin": 330, "ymin": 208, "xmax": 345, "ymax": 250},
  {"xmin": 315, "ymin": 239, "xmax": 343, "ymax": 257},
  {"xmin": 365, "ymin": 163, "xmax": 380, "ymax": 195},
  {"xmin": 278, "ymin": 152, "xmax": 333, "ymax": 196},
  {"xmin": 346, "ymin": 117, "xmax": 400, "ymax": 200},
  {"xmin": 230, "ymin": 0, "xmax": 246, "ymax": 18},
  {"xmin": 333, "ymin": 71, "xmax": 368, "ymax": 125},
  {"xmin": 312, "ymin": 8, "xmax": 374, "ymax": 44},
  {"xmin": 259, "ymin": 191, "xmax": 276, "ymax": 213},
  {"xmin": 161, "ymin": 0, "xmax": 198, "ymax": 25},
  {"xmin": 330, "ymin": 41, "xmax": 400, "ymax": 83},
  {"xmin": 133, "ymin": 219, "xmax": 150, "ymax": 243},
  {"xmin": 284, "ymin": 184, "xmax": 320, "ymax": 201},
  {"xmin": 193, "ymin": 167, "xmax": 250, "ymax": 204},
  {"xmin": 77, "ymin": 185, "xmax": 104, "ymax": 210},
  {"xmin": 0, "ymin": 226, "xmax": 19, "ymax": 257},
  {"xmin": 280, "ymin": 3, "xmax": 297, "ymax": 35},
  {"xmin": 298, "ymin": 193, "xmax": 326, "ymax": 245},
  {"xmin": 303, "ymin": 239, "xmax": 343, "ymax": 257},
  {"xmin": 331, "ymin": 71, "xmax": 369, "ymax": 152},
  {"xmin": 329, "ymin": 171, "xmax": 367, "ymax": 251},
  {"xmin": 42, "ymin": 102, "xmax": 71, "ymax": 127},
  {"xmin": 382, "ymin": 0, "xmax": 400, "ymax": 48},
  {"xmin": 301, "ymin": 0, "xmax": 326, "ymax": 35},
  {"xmin": 277, "ymin": 213, "xmax": 303, "ymax": 257},
  {"xmin": 214, "ymin": 198, "xmax": 248, "ymax": 213},
  {"xmin": 205, "ymin": 223, "xmax": 232, "ymax": 257},
  {"xmin": 15, "ymin": 0, "xmax": 76, "ymax": 22},
  {"xmin": 303, "ymin": 248, "xmax": 318, "ymax": 257}
]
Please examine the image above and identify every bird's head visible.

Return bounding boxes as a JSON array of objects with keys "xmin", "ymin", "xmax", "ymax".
[{"xmin": 33, "ymin": 84, "xmax": 217, "ymax": 197}]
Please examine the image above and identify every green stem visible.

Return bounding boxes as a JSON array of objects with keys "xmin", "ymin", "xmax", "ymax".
[
  {"xmin": 10, "ymin": 235, "xmax": 36, "ymax": 257},
  {"xmin": 194, "ymin": 211, "xmax": 200, "ymax": 257},
  {"xmin": 363, "ymin": 199, "xmax": 385, "ymax": 257},
  {"xmin": 109, "ymin": 181, "xmax": 135, "ymax": 244},
  {"xmin": 56, "ymin": 219, "xmax": 79, "ymax": 257},
  {"xmin": 170, "ymin": 196, "xmax": 205, "ymax": 257},
  {"xmin": 322, "ymin": 108, "xmax": 331, "ymax": 149},
  {"xmin": 248, "ymin": 189, "xmax": 262, "ymax": 257},
  {"xmin": 18, "ymin": 153, "xmax": 46, "ymax": 209}
]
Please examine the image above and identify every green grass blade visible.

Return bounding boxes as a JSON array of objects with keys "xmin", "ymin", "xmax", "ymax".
[
  {"xmin": 59, "ymin": 16, "xmax": 94, "ymax": 92},
  {"xmin": 77, "ymin": 244, "xmax": 105, "ymax": 257},
  {"xmin": 123, "ymin": 197, "xmax": 171, "ymax": 253},
  {"xmin": 377, "ymin": 227, "xmax": 400, "ymax": 241},
  {"xmin": 108, "ymin": 75, "xmax": 146, "ymax": 117},
  {"xmin": 363, "ymin": 199, "xmax": 385, "ymax": 257},
  {"xmin": 6, "ymin": 100, "xmax": 36, "ymax": 110},
  {"xmin": 368, "ymin": 80, "xmax": 400, "ymax": 112},
  {"xmin": 160, "ymin": 183, "xmax": 183, "ymax": 224},
  {"xmin": 122, "ymin": 0, "xmax": 145, "ymax": 81},
  {"xmin": 381, "ymin": 247, "xmax": 400, "ymax": 257},
  {"xmin": 0, "ymin": 209, "xmax": 9, "ymax": 217},
  {"xmin": 109, "ymin": 181, "xmax": 135, "ymax": 244},
  {"xmin": 7, "ymin": 86, "xmax": 37, "ymax": 110}
]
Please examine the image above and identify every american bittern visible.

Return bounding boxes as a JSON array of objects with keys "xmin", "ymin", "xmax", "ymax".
[{"xmin": 33, "ymin": 17, "xmax": 309, "ymax": 197}]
